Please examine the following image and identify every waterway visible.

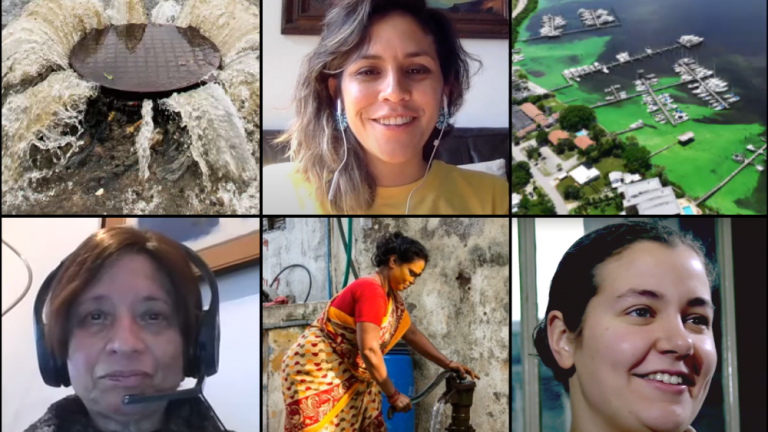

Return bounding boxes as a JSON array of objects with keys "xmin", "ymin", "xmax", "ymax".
[{"xmin": 515, "ymin": 0, "xmax": 767, "ymax": 214}]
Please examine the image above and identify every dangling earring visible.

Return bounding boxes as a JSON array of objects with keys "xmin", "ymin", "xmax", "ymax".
[
  {"xmin": 337, "ymin": 106, "xmax": 348, "ymax": 131},
  {"xmin": 436, "ymin": 99, "xmax": 449, "ymax": 130}
]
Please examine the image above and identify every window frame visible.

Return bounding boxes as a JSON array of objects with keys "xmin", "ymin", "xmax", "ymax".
[{"xmin": 516, "ymin": 218, "xmax": 740, "ymax": 432}]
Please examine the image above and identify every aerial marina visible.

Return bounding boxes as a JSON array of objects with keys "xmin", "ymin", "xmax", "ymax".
[{"xmin": 512, "ymin": 0, "xmax": 767, "ymax": 215}]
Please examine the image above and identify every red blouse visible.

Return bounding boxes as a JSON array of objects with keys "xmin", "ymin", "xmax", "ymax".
[{"xmin": 330, "ymin": 277, "xmax": 388, "ymax": 327}]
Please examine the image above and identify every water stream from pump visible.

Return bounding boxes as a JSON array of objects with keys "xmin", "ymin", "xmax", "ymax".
[{"xmin": 429, "ymin": 398, "xmax": 448, "ymax": 432}]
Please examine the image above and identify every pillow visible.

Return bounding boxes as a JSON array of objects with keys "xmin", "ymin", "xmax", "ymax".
[{"xmin": 458, "ymin": 158, "xmax": 507, "ymax": 179}]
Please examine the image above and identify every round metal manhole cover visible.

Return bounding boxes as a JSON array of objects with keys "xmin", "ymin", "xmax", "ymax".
[{"xmin": 70, "ymin": 24, "xmax": 221, "ymax": 94}]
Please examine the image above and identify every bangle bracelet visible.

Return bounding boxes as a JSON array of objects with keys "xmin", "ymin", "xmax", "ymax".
[{"xmin": 386, "ymin": 389, "xmax": 400, "ymax": 404}]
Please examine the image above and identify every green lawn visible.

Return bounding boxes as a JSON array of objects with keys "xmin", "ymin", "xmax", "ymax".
[
  {"xmin": 593, "ymin": 157, "xmax": 625, "ymax": 174},
  {"xmin": 558, "ymin": 157, "xmax": 626, "ymax": 200},
  {"xmin": 541, "ymin": 98, "xmax": 568, "ymax": 113},
  {"xmin": 559, "ymin": 149, "xmax": 577, "ymax": 162}
]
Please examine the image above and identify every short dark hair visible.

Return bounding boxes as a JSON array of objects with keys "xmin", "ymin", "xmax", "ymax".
[
  {"xmin": 371, "ymin": 231, "xmax": 429, "ymax": 268},
  {"xmin": 46, "ymin": 227, "xmax": 202, "ymax": 364},
  {"xmin": 532, "ymin": 221, "xmax": 717, "ymax": 393}
]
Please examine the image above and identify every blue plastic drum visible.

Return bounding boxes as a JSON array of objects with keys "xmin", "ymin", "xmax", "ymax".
[{"xmin": 381, "ymin": 342, "xmax": 415, "ymax": 431}]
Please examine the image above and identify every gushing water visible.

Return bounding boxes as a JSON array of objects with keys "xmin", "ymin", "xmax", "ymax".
[
  {"xmin": 160, "ymin": 83, "xmax": 258, "ymax": 186},
  {"xmin": 430, "ymin": 399, "xmax": 448, "ymax": 432},
  {"xmin": 2, "ymin": 70, "xmax": 97, "ymax": 190},
  {"xmin": 219, "ymin": 50, "xmax": 260, "ymax": 144},
  {"xmin": 106, "ymin": 0, "xmax": 147, "ymax": 25},
  {"xmin": 175, "ymin": 0, "xmax": 260, "ymax": 63},
  {"xmin": 135, "ymin": 99, "xmax": 154, "ymax": 180},
  {"xmin": 150, "ymin": 0, "xmax": 182, "ymax": 24},
  {"xmin": 1, "ymin": 0, "xmax": 107, "ymax": 98}
]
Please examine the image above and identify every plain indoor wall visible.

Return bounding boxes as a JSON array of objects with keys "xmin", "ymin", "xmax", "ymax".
[
  {"xmin": 263, "ymin": 0, "xmax": 510, "ymax": 130},
  {"xmin": 1, "ymin": 218, "xmax": 260, "ymax": 432}
]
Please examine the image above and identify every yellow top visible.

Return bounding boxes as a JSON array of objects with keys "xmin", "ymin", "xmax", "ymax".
[{"xmin": 263, "ymin": 160, "xmax": 509, "ymax": 214}]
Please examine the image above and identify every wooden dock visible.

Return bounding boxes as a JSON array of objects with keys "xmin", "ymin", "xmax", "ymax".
[
  {"xmin": 649, "ymin": 142, "xmax": 677, "ymax": 158},
  {"xmin": 694, "ymin": 144, "xmax": 767, "ymax": 206},
  {"xmin": 588, "ymin": 78, "xmax": 694, "ymax": 109},
  {"xmin": 563, "ymin": 42, "xmax": 687, "ymax": 84},
  {"xmin": 519, "ymin": 22, "xmax": 622, "ymax": 43},
  {"xmin": 614, "ymin": 124, "xmax": 645, "ymax": 136},
  {"xmin": 643, "ymin": 78, "xmax": 677, "ymax": 127},
  {"xmin": 678, "ymin": 62, "xmax": 730, "ymax": 110}
]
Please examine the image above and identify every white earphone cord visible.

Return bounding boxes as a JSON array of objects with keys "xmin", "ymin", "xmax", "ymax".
[
  {"xmin": 328, "ymin": 98, "xmax": 348, "ymax": 203},
  {"xmin": 405, "ymin": 125, "xmax": 445, "ymax": 215},
  {"xmin": 329, "ymin": 96, "xmax": 448, "ymax": 214}
]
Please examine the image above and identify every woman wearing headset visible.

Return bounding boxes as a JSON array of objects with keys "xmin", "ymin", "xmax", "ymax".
[
  {"xmin": 264, "ymin": 0, "xmax": 509, "ymax": 214},
  {"xmin": 24, "ymin": 227, "xmax": 231, "ymax": 432},
  {"xmin": 281, "ymin": 231, "xmax": 479, "ymax": 431}
]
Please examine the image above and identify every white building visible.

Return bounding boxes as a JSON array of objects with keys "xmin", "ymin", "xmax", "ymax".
[
  {"xmin": 570, "ymin": 164, "xmax": 601, "ymax": 186},
  {"xmin": 512, "ymin": 193, "xmax": 522, "ymax": 213},
  {"xmin": 620, "ymin": 177, "xmax": 681, "ymax": 215},
  {"xmin": 610, "ymin": 171, "xmax": 643, "ymax": 188},
  {"xmin": 609, "ymin": 171, "xmax": 624, "ymax": 188}
]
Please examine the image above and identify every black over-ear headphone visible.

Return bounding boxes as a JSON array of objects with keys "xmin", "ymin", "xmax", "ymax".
[{"xmin": 33, "ymin": 242, "xmax": 220, "ymax": 392}]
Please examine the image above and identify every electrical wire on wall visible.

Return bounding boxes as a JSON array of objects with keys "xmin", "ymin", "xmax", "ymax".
[{"xmin": 2, "ymin": 239, "xmax": 34, "ymax": 318}]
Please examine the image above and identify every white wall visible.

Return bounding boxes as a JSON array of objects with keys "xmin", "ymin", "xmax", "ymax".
[
  {"xmin": 533, "ymin": 218, "xmax": 584, "ymax": 320},
  {"xmin": 1, "ymin": 218, "xmax": 260, "ymax": 432},
  {"xmin": 263, "ymin": 1, "xmax": 510, "ymax": 130}
]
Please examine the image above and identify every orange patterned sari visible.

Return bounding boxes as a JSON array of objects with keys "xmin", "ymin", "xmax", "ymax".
[{"xmin": 281, "ymin": 277, "xmax": 411, "ymax": 432}]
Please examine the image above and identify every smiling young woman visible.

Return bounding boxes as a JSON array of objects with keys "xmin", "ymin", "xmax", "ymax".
[
  {"xmin": 532, "ymin": 221, "xmax": 718, "ymax": 432},
  {"xmin": 264, "ymin": 0, "xmax": 509, "ymax": 214}
]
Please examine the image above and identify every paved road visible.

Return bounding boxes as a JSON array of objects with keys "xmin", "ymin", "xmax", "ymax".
[
  {"xmin": 512, "ymin": 140, "xmax": 569, "ymax": 214},
  {"xmin": 512, "ymin": 0, "xmax": 528, "ymax": 18}
]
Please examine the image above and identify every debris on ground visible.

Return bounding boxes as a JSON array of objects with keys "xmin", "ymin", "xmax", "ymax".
[{"xmin": 126, "ymin": 119, "xmax": 142, "ymax": 133}]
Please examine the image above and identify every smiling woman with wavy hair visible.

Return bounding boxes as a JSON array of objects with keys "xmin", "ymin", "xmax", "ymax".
[{"xmin": 264, "ymin": 0, "xmax": 509, "ymax": 215}]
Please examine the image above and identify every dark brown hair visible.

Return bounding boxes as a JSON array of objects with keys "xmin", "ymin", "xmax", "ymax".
[{"xmin": 45, "ymin": 226, "xmax": 202, "ymax": 363}]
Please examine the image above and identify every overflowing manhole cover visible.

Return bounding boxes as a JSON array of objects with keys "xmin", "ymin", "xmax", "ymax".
[{"xmin": 70, "ymin": 23, "xmax": 221, "ymax": 98}]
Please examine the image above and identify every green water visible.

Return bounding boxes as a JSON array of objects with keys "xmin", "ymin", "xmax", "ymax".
[{"xmin": 515, "ymin": 0, "xmax": 766, "ymax": 214}]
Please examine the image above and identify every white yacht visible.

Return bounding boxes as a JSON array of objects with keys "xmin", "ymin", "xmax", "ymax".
[
  {"xmin": 679, "ymin": 35, "xmax": 704, "ymax": 47},
  {"xmin": 747, "ymin": 145, "xmax": 757, "ymax": 152}
]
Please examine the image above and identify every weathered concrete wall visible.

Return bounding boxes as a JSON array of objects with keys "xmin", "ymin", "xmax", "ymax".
[
  {"xmin": 262, "ymin": 218, "xmax": 330, "ymax": 303},
  {"xmin": 354, "ymin": 218, "xmax": 510, "ymax": 431},
  {"xmin": 261, "ymin": 218, "xmax": 510, "ymax": 431}
]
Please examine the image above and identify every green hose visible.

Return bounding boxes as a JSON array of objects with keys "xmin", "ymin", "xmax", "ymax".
[
  {"xmin": 335, "ymin": 217, "xmax": 359, "ymax": 279},
  {"xmin": 341, "ymin": 218, "xmax": 353, "ymax": 288}
]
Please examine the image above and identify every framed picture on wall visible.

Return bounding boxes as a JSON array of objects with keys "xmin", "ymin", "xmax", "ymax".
[
  {"xmin": 102, "ymin": 218, "xmax": 260, "ymax": 274},
  {"xmin": 281, "ymin": 0, "xmax": 509, "ymax": 39}
]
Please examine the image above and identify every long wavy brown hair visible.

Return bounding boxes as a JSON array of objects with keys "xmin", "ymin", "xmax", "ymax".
[{"xmin": 274, "ymin": 0, "xmax": 481, "ymax": 214}]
